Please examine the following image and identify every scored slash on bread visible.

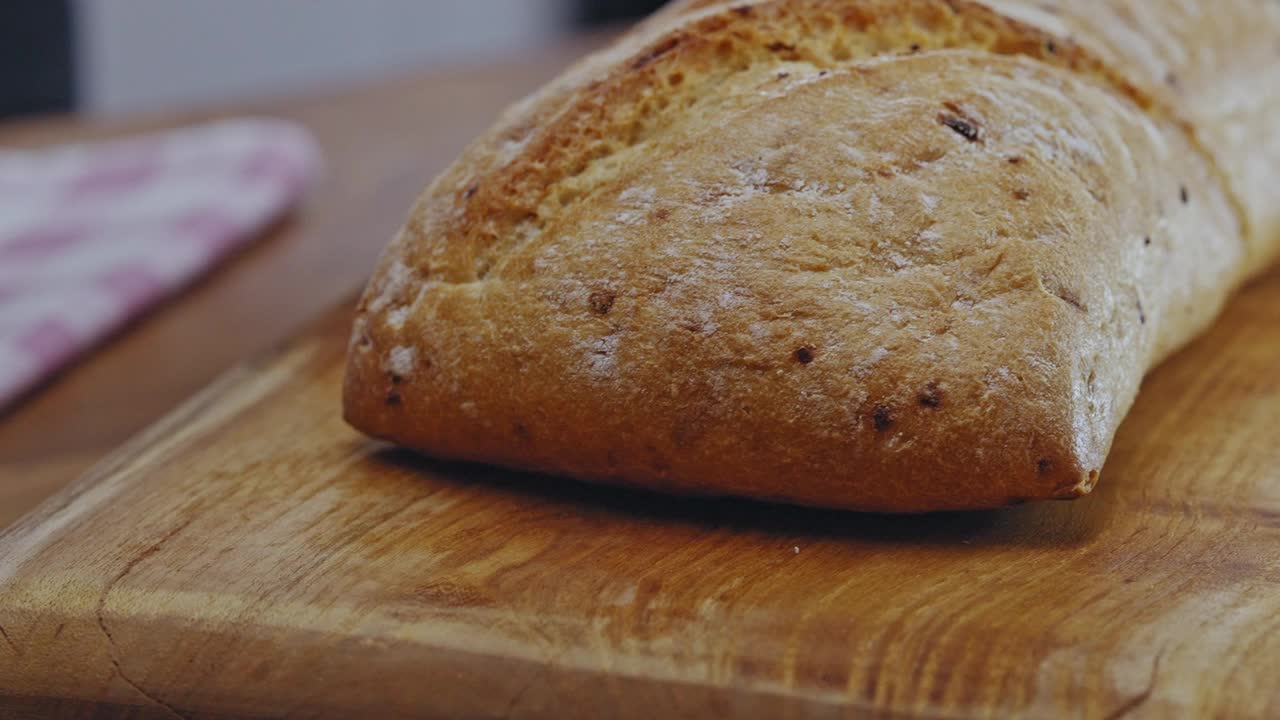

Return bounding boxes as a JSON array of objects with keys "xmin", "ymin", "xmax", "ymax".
[{"xmin": 344, "ymin": 0, "xmax": 1280, "ymax": 511}]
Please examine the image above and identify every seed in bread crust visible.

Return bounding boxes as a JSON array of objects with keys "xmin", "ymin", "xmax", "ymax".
[
  {"xmin": 918, "ymin": 382, "xmax": 944, "ymax": 408},
  {"xmin": 873, "ymin": 405, "xmax": 895, "ymax": 432},
  {"xmin": 589, "ymin": 290, "xmax": 617, "ymax": 316}
]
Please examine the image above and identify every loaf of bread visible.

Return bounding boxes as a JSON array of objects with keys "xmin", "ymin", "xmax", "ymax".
[{"xmin": 344, "ymin": 0, "xmax": 1280, "ymax": 511}]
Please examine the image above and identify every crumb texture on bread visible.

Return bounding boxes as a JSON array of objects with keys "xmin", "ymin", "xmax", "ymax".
[{"xmin": 345, "ymin": 0, "xmax": 1278, "ymax": 511}]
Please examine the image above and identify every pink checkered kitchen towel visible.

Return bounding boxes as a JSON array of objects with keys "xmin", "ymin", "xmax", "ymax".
[{"xmin": 0, "ymin": 118, "xmax": 321, "ymax": 410}]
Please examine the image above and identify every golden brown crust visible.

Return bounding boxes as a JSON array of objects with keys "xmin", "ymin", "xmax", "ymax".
[
  {"xmin": 976, "ymin": 0, "xmax": 1280, "ymax": 267},
  {"xmin": 344, "ymin": 0, "xmax": 1275, "ymax": 511}
]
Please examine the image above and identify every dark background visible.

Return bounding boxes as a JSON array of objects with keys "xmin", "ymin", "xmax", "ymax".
[
  {"xmin": 0, "ymin": 0, "xmax": 666, "ymax": 120},
  {"xmin": 0, "ymin": 0, "xmax": 74, "ymax": 118},
  {"xmin": 577, "ymin": 0, "xmax": 667, "ymax": 25}
]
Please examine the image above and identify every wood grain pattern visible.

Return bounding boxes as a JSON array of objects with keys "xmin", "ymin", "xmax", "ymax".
[
  {"xmin": 0, "ymin": 34, "xmax": 612, "ymax": 529},
  {"xmin": 1, "ymin": 257, "xmax": 1278, "ymax": 718}
]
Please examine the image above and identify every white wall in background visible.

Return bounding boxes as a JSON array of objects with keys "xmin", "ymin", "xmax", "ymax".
[{"xmin": 74, "ymin": 0, "xmax": 569, "ymax": 115}]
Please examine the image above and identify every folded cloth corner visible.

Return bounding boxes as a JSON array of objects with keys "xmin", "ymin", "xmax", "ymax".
[{"xmin": 0, "ymin": 118, "xmax": 322, "ymax": 411}]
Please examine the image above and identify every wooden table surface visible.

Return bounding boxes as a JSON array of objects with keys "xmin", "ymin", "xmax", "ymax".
[{"xmin": 0, "ymin": 35, "xmax": 607, "ymax": 529}]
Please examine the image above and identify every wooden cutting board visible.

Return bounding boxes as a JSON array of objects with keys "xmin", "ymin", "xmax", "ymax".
[{"xmin": 2, "ymin": 264, "xmax": 1279, "ymax": 719}]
